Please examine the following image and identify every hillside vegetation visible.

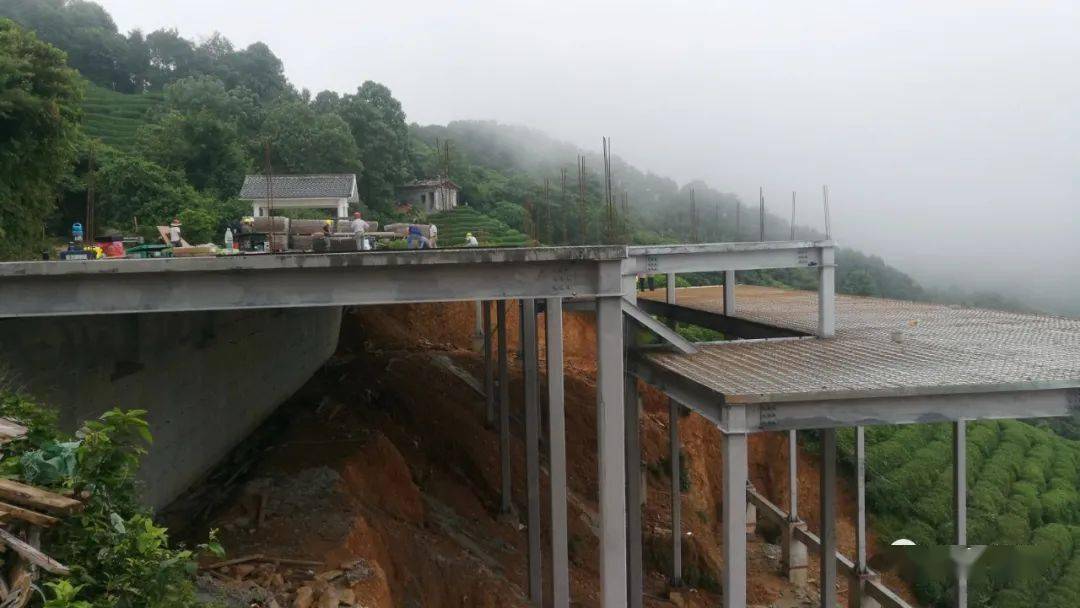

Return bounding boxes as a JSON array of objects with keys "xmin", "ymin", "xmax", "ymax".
[
  {"xmin": 432, "ymin": 206, "xmax": 531, "ymax": 248},
  {"xmin": 80, "ymin": 84, "xmax": 160, "ymax": 150}
]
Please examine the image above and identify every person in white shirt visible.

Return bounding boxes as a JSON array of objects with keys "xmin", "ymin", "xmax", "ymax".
[
  {"xmin": 351, "ymin": 211, "xmax": 370, "ymax": 250},
  {"xmin": 428, "ymin": 223, "xmax": 438, "ymax": 248},
  {"xmin": 464, "ymin": 232, "xmax": 479, "ymax": 247},
  {"xmin": 168, "ymin": 218, "xmax": 182, "ymax": 247}
]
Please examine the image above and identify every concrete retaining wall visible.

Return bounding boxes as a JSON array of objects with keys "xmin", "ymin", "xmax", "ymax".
[{"xmin": 0, "ymin": 307, "xmax": 342, "ymax": 509}]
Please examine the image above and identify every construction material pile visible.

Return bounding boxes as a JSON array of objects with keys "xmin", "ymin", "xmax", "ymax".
[
  {"xmin": 0, "ymin": 419, "xmax": 85, "ymax": 607},
  {"xmin": 198, "ymin": 554, "xmax": 375, "ymax": 607}
]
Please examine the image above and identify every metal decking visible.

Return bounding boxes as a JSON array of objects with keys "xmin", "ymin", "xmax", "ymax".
[{"xmin": 642, "ymin": 285, "xmax": 1080, "ymax": 404}]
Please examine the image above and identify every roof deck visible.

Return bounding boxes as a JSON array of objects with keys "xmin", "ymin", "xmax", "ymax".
[{"xmin": 634, "ymin": 285, "xmax": 1080, "ymax": 431}]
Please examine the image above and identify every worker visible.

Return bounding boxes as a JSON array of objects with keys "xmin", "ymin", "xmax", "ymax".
[
  {"xmin": 351, "ymin": 211, "xmax": 370, "ymax": 251},
  {"xmin": 322, "ymin": 219, "xmax": 333, "ymax": 237},
  {"xmin": 407, "ymin": 224, "xmax": 428, "ymax": 249},
  {"xmin": 464, "ymin": 232, "xmax": 479, "ymax": 247},
  {"xmin": 428, "ymin": 223, "xmax": 438, "ymax": 248},
  {"xmin": 239, "ymin": 217, "xmax": 253, "ymax": 235},
  {"xmin": 168, "ymin": 218, "xmax": 182, "ymax": 248}
]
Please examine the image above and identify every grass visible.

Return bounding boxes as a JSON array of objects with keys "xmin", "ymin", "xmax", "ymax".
[
  {"xmin": 429, "ymin": 206, "xmax": 532, "ymax": 248},
  {"xmin": 80, "ymin": 83, "xmax": 162, "ymax": 150}
]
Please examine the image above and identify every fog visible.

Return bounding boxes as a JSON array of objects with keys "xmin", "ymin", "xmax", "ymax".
[{"xmin": 102, "ymin": 1, "xmax": 1080, "ymax": 313}]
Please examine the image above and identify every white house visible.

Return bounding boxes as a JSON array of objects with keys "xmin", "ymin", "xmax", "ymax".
[
  {"xmin": 239, "ymin": 174, "xmax": 360, "ymax": 218},
  {"xmin": 396, "ymin": 179, "xmax": 460, "ymax": 213}
]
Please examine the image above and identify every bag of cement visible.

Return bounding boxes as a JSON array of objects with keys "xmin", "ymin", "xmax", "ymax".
[
  {"xmin": 289, "ymin": 219, "xmax": 327, "ymax": 235},
  {"xmin": 312, "ymin": 236, "xmax": 359, "ymax": 253},
  {"xmin": 290, "ymin": 235, "xmax": 316, "ymax": 251},
  {"xmin": 252, "ymin": 216, "xmax": 289, "ymax": 233}
]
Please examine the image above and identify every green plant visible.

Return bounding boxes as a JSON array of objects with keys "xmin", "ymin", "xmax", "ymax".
[{"xmin": 43, "ymin": 580, "xmax": 92, "ymax": 608}]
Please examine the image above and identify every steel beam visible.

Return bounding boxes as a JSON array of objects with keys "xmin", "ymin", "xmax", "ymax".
[
  {"xmin": 818, "ymin": 246, "xmax": 836, "ymax": 338},
  {"xmin": 635, "ymin": 298, "xmax": 806, "ymax": 340},
  {"xmin": 621, "ymin": 300, "xmax": 698, "ymax": 354},
  {"xmin": 789, "ymin": 430, "xmax": 799, "ymax": 521},
  {"xmin": 724, "ymin": 269, "xmax": 736, "ymax": 314},
  {"xmin": 0, "ymin": 248, "xmax": 627, "ymax": 318},
  {"xmin": 954, "ymin": 420, "xmax": 967, "ymax": 608},
  {"xmin": 723, "ymin": 418, "xmax": 749, "ymax": 608},
  {"xmin": 820, "ymin": 428, "xmax": 838, "ymax": 608},
  {"xmin": 625, "ymin": 369, "xmax": 643, "ymax": 608},
  {"xmin": 522, "ymin": 299, "xmax": 542, "ymax": 606},
  {"xmin": 596, "ymin": 295, "xmax": 628, "ymax": 608},
  {"xmin": 623, "ymin": 242, "xmax": 826, "ymax": 276},
  {"xmin": 856, "ymin": 427, "xmax": 868, "ymax": 572},
  {"xmin": 497, "ymin": 300, "xmax": 512, "ymax": 514},
  {"xmin": 483, "ymin": 301, "xmax": 494, "ymax": 426},
  {"xmin": 666, "ymin": 273, "xmax": 677, "ymax": 304},
  {"xmin": 669, "ymin": 398, "xmax": 683, "ymax": 586},
  {"xmin": 546, "ymin": 298, "xmax": 570, "ymax": 608}
]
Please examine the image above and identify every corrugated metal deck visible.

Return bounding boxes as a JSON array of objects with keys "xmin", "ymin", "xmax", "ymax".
[{"xmin": 641, "ymin": 286, "xmax": 1080, "ymax": 404}]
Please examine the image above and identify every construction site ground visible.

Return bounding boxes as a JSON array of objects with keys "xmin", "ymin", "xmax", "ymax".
[{"xmin": 165, "ymin": 297, "xmax": 918, "ymax": 607}]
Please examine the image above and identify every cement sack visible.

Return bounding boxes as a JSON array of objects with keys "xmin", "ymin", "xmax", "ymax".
[
  {"xmin": 290, "ymin": 235, "xmax": 316, "ymax": 251},
  {"xmin": 312, "ymin": 236, "xmax": 359, "ymax": 253},
  {"xmin": 253, "ymin": 216, "xmax": 289, "ymax": 233},
  {"xmin": 289, "ymin": 219, "xmax": 329, "ymax": 235}
]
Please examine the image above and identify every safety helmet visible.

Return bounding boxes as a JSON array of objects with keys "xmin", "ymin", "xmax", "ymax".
[{"xmin": 324, "ymin": 219, "xmax": 333, "ymax": 225}]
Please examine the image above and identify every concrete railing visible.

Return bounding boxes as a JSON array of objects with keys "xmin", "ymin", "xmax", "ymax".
[{"xmin": 747, "ymin": 487, "xmax": 913, "ymax": 608}]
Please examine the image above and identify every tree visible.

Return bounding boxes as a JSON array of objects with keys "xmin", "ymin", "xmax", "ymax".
[
  {"xmin": 337, "ymin": 81, "xmax": 410, "ymax": 210},
  {"xmin": 839, "ymin": 268, "xmax": 881, "ymax": 297},
  {"xmin": 145, "ymin": 28, "xmax": 194, "ymax": 89},
  {"xmin": 225, "ymin": 41, "xmax": 289, "ymax": 102},
  {"xmin": 261, "ymin": 100, "xmax": 360, "ymax": 176},
  {"xmin": 0, "ymin": 18, "xmax": 82, "ymax": 258}
]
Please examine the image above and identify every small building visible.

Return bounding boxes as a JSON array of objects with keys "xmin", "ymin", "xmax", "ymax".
[
  {"xmin": 239, "ymin": 174, "xmax": 360, "ymax": 218},
  {"xmin": 396, "ymin": 179, "xmax": 460, "ymax": 213}
]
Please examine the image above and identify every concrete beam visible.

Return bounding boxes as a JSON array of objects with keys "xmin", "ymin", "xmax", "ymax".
[
  {"xmin": 625, "ymin": 369, "xmax": 643, "ymax": 608},
  {"xmin": 623, "ymin": 241, "xmax": 828, "ymax": 276},
  {"xmin": 483, "ymin": 301, "xmax": 494, "ymax": 426},
  {"xmin": 522, "ymin": 299, "xmax": 542, "ymax": 606},
  {"xmin": 635, "ymin": 298, "xmax": 806, "ymax": 340},
  {"xmin": 789, "ymin": 430, "xmax": 799, "ymax": 521},
  {"xmin": 954, "ymin": 420, "xmax": 968, "ymax": 608},
  {"xmin": 546, "ymin": 298, "xmax": 570, "ymax": 608},
  {"xmin": 724, "ymin": 270, "xmax": 736, "ymax": 315},
  {"xmin": 0, "ymin": 251, "xmax": 627, "ymax": 318},
  {"xmin": 596, "ymin": 296, "xmax": 628, "ymax": 607},
  {"xmin": 818, "ymin": 246, "xmax": 836, "ymax": 338},
  {"xmin": 856, "ymin": 427, "xmax": 868, "ymax": 573},
  {"xmin": 666, "ymin": 273, "xmax": 677, "ymax": 304}
]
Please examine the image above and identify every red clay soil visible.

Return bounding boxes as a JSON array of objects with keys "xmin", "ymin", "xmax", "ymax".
[{"xmin": 180, "ymin": 300, "xmax": 915, "ymax": 607}]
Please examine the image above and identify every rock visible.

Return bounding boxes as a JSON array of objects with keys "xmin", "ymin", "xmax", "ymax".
[
  {"xmin": 315, "ymin": 569, "xmax": 343, "ymax": 582},
  {"xmin": 233, "ymin": 563, "xmax": 256, "ymax": 578},
  {"xmin": 339, "ymin": 588, "xmax": 357, "ymax": 605},
  {"xmin": 316, "ymin": 586, "xmax": 339, "ymax": 608},
  {"xmin": 293, "ymin": 586, "xmax": 314, "ymax": 608},
  {"xmin": 669, "ymin": 590, "xmax": 685, "ymax": 607}
]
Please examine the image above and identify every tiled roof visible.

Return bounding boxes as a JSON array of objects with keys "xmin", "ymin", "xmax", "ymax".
[
  {"xmin": 239, "ymin": 174, "xmax": 359, "ymax": 202},
  {"xmin": 397, "ymin": 178, "xmax": 460, "ymax": 190}
]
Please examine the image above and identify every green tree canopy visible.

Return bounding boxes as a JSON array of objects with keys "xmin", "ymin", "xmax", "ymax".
[
  {"xmin": 261, "ymin": 100, "xmax": 360, "ymax": 176},
  {"xmin": 336, "ymin": 81, "xmax": 410, "ymax": 211},
  {"xmin": 0, "ymin": 17, "xmax": 81, "ymax": 257}
]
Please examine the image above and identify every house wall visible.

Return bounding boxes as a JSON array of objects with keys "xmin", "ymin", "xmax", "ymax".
[
  {"xmin": 251, "ymin": 197, "xmax": 350, "ymax": 217},
  {"xmin": 398, "ymin": 187, "xmax": 459, "ymax": 213}
]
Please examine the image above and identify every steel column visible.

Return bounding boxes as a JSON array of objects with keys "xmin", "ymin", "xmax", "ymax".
[
  {"xmin": 856, "ymin": 427, "xmax": 867, "ymax": 572},
  {"xmin": 789, "ymin": 430, "xmax": 798, "ymax": 521},
  {"xmin": 522, "ymin": 299, "xmax": 542, "ymax": 606},
  {"xmin": 596, "ymin": 295, "xmax": 628, "ymax": 608},
  {"xmin": 669, "ymin": 398, "xmax": 683, "ymax": 586},
  {"xmin": 497, "ymin": 300, "xmax": 512, "ymax": 514},
  {"xmin": 820, "ymin": 428, "xmax": 838, "ymax": 608},
  {"xmin": 666, "ymin": 273, "xmax": 677, "ymax": 304},
  {"xmin": 723, "ymin": 421, "xmax": 749, "ymax": 608},
  {"xmin": 483, "ymin": 301, "xmax": 494, "ymax": 426},
  {"xmin": 724, "ymin": 269, "xmax": 736, "ymax": 315},
  {"xmin": 546, "ymin": 298, "xmax": 570, "ymax": 608},
  {"xmin": 625, "ymin": 368, "xmax": 643, "ymax": 608},
  {"xmin": 818, "ymin": 247, "xmax": 836, "ymax": 338},
  {"xmin": 954, "ymin": 420, "xmax": 968, "ymax": 608}
]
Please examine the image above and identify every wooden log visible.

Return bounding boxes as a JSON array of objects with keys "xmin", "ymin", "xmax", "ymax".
[
  {"xmin": 0, "ymin": 526, "xmax": 68, "ymax": 576},
  {"xmin": 0, "ymin": 480, "xmax": 83, "ymax": 515},
  {"xmin": 0, "ymin": 501, "xmax": 59, "ymax": 528}
]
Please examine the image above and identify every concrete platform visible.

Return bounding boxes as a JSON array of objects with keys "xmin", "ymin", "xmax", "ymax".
[{"xmin": 634, "ymin": 285, "xmax": 1080, "ymax": 430}]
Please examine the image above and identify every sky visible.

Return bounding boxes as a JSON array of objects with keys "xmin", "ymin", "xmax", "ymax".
[{"xmin": 100, "ymin": 1, "xmax": 1080, "ymax": 312}]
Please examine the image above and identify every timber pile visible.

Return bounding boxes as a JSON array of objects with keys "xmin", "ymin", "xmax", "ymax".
[
  {"xmin": 199, "ymin": 555, "xmax": 373, "ymax": 607},
  {"xmin": 0, "ymin": 420, "xmax": 85, "ymax": 608}
]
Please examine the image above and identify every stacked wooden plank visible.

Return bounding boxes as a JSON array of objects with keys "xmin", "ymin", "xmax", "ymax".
[{"xmin": 0, "ymin": 420, "xmax": 85, "ymax": 607}]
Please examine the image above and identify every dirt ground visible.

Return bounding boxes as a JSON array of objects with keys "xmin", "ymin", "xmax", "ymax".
[{"xmin": 167, "ymin": 300, "xmax": 915, "ymax": 607}]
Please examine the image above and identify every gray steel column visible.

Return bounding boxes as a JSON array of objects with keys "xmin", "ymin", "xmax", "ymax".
[
  {"xmin": 723, "ymin": 425, "xmax": 749, "ymax": 608},
  {"xmin": 483, "ymin": 301, "xmax": 494, "ymax": 426},
  {"xmin": 669, "ymin": 398, "xmax": 683, "ymax": 586},
  {"xmin": 522, "ymin": 299, "xmax": 542, "ymax": 606},
  {"xmin": 626, "ymin": 367, "xmax": 643, "ymax": 608},
  {"xmin": 596, "ymin": 295, "xmax": 628, "ymax": 607},
  {"xmin": 497, "ymin": 300, "xmax": 512, "ymax": 514},
  {"xmin": 788, "ymin": 429, "xmax": 798, "ymax": 521},
  {"xmin": 856, "ymin": 427, "xmax": 867, "ymax": 573},
  {"xmin": 818, "ymin": 246, "xmax": 836, "ymax": 338},
  {"xmin": 820, "ymin": 428, "xmax": 838, "ymax": 608},
  {"xmin": 954, "ymin": 420, "xmax": 968, "ymax": 608},
  {"xmin": 724, "ymin": 270, "xmax": 736, "ymax": 315},
  {"xmin": 546, "ymin": 297, "xmax": 570, "ymax": 608},
  {"xmin": 666, "ymin": 273, "xmax": 677, "ymax": 304}
]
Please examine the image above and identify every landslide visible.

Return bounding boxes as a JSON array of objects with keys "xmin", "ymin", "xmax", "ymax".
[{"xmin": 167, "ymin": 301, "xmax": 912, "ymax": 607}]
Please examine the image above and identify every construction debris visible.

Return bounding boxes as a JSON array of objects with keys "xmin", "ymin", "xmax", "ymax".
[
  {"xmin": 197, "ymin": 556, "xmax": 373, "ymax": 607},
  {"xmin": 0, "ymin": 419, "xmax": 85, "ymax": 606}
]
